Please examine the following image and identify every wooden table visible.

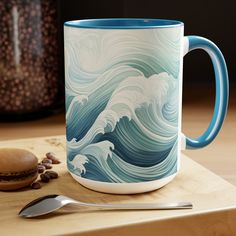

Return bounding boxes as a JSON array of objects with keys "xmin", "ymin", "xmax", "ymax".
[{"xmin": 1, "ymin": 135, "xmax": 236, "ymax": 236}]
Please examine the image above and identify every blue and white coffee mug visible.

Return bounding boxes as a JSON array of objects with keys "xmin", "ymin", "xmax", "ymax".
[{"xmin": 64, "ymin": 19, "xmax": 229, "ymax": 194}]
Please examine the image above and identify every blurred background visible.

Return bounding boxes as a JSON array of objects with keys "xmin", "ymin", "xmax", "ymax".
[{"xmin": 0, "ymin": 0, "xmax": 235, "ymax": 121}]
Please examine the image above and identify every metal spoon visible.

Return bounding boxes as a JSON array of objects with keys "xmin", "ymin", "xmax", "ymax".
[{"xmin": 19, "ymin": 194, "xmax": 193, "ymax": 218}]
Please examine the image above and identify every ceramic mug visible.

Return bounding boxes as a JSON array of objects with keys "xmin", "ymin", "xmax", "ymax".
[{"xmin": 64, "ymin": 18, "xmax": 229, "ymax": 194}]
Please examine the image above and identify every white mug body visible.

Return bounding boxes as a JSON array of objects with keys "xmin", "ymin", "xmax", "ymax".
[{"xmin": 64, "ymin": 19, "xmax": 184, "ymax": 194}]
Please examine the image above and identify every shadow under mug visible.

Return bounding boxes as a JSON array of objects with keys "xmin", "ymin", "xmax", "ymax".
[{"xmin": 64, "ymin": 18, "xmax": 229, "ymax": 194}]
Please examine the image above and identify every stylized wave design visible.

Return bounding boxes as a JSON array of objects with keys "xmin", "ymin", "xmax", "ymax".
[{"xmin": 65, "ymin": 27, "xmax": 181, "ymax": 183}]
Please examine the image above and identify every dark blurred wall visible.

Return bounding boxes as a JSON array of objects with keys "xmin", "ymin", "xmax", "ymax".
[{"xmin": 60, "ymin": 0, "xmax": 235, "ymax": 88}]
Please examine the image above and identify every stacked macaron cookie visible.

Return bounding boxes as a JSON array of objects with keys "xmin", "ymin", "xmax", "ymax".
[{"xmin": 0, "ymin": 149, "xmax": 38, "ymax": 190}]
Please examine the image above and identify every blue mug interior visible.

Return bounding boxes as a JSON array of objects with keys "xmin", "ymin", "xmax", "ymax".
[{"xmin": 64, "ymin": 18, "xmax": 183, "ymax": 29}]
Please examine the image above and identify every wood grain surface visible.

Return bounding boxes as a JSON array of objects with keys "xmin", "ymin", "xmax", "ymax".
[{"xmin": 0, "ymin": 136, "xmax": 236, "ymax": 236}]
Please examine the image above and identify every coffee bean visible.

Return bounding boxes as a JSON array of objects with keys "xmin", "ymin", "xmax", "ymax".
[
  {"xmin": 42, "ymin": 163, "xmax": 53, "ymax": 169},
  {"xmin": 45, "ymin": 170, "xmax": 58, "ymax": 179},
  {"xmin": 37, "ymin": 164, "xmax": 46, "ymax": 173},
  {"xmin": 31, "ymin": 181, "xmax": 41, "ymax": 189},
  {"xmin": 42, "ymin": 158, "xmax": 52, "ymax": 164},
  {"xmin": 52, "ymin": 159, "xmax": 61, "ymax": 164},
  {"xmin": 46, "ymin": 152, "xmax": 61, "ymax": 164},
  {"xmin": 40, "ymin": 173, "xmax": 50, "ymax": 183},
  {"xmin": 45, "ymin": 152, "xmax": 56, "ymax": 159}
]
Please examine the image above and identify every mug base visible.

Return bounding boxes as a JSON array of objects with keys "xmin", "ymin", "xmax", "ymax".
[{"xmin": 70, "ymin": 172, "xmax": 177, "ymax": 194}]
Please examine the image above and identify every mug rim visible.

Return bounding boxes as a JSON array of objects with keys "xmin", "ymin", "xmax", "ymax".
[{"xmin": 64, "ymin": 18, "xmax": 184, "ymax": 29}]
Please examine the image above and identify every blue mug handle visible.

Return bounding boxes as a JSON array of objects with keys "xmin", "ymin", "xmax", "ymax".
[{"xmin": 183, "ymin": 36, "xmax": 229, "ymax": 149}]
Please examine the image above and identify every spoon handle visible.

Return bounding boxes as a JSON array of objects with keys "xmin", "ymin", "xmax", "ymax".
[{"xmin": 75, "ymin": 201, "xmax": 193, "ymax": 210}]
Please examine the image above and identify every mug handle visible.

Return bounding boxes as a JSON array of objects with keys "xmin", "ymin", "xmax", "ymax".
[{"xmin": 182, "ymin": 36, "xmax": 229, "ymax": 150}]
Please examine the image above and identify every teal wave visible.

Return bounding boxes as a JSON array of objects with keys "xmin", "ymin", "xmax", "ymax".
[{"xmin": 65, "ymin": 27, "xmax": 181, "ymax": 183}]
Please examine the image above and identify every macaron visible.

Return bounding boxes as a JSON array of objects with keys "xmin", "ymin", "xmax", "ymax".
[{"xmin": 0, "ymin": 148, "xmax": 38, "ymax": 191}]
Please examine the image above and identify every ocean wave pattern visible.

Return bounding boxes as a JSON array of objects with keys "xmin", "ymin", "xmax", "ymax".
[{"xmin": 65, "ymin": 27, "xmax": 182, "ymax": 183}]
